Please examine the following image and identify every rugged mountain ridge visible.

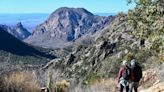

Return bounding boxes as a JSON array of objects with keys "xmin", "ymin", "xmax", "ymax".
[
  {"xmin": 0, "ymin": 22, "xmax": 31, "ymax": 40},
  {"xmin": 45, "ymin": 13, "xmax": 130, "ymax": 81},
  {"xmin": 26, "ymin": 7, "xmax": 114, "ymax": 48}
]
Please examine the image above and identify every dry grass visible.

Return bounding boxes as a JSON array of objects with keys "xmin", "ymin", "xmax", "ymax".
[
  {"xmin": 90, "ymin": 78, "xmax": 117, "ymax": 92},
  {"xmin": 159, "ymin": 54, "xmax": 164, "ymax": 62},
  {"xmin": 55, "ymin": 80, "xmax": 70, "ymax": 92},
  {"xmin": 65, "ymin": 78, "xmax": 117, "ymax": 92},
  {"xmin": 0, "ymin": 71, "xmax": 40, "ymax": 92},
  {"xmin": 47, "ymin": 75, "xmax": 70, "ymax": 92}
]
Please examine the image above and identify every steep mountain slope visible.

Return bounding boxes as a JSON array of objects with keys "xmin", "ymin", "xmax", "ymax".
[
  {"xmin": 0, "ymin": 22, "xmax": 31, "ymax": 40},
  {"xmin": 0, "ymin": 27, "xmax": 55, "ymax": 74},
  {"xmin": 38, "ymin": 14, "xmax": 131, "ymax": 87},
  {"xmin": 41, "ymin": 11, "xmax": 163, "ymax": 91},
  {"xmin": 25, "ymin": 7, "xmax": 114, "ymax": 48}
]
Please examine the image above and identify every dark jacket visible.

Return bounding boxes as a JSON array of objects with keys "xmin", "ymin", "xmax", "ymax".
[{"xmin": 131, "ymin": 64, "xmax": 142, "ymax": 82}]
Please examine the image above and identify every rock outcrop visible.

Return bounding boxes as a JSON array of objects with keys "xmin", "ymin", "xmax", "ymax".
[
  {"xmin": 140, "ymin": 82, "xmax": 164, "ymax": 92},
  {"xmin": 140, "ymin": 67, "xmax": 164, "ymax": 92},
  {"xmin": 0, "ymin": 22, "xmax": 31, "ymax": 40},
  {"xmin": 26, "ymin": 7, "xmax": 114, "ymax": 48},
  {"xmin": 15, "ymin": 22, "xmax": 31, "ymax": 40}
]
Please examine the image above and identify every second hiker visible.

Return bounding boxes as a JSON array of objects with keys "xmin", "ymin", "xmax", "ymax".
[{"xmin": 129, "ymin": 59, "xmax": 142, "ymax": 92}]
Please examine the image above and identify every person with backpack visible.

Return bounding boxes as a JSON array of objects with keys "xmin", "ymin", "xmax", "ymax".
[
  {"xmin": 129, "ymin": 59, "xmax": 142, "ymax": 92},
  {"xmin": 117, "ymin": 60, "xmax": 131, "ymax": 92}
]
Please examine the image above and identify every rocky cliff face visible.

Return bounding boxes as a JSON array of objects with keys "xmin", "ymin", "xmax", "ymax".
[
  {"xmin": 0, "ymin": 22, "xmax": 31, "ymax": 40},
  {"xmin": 26, "ymin": 7, "xmax": 114, "ymax": 48},
  {"xmin": 15, "ymin": 22, "xmax": 31, "ymax": 40}
]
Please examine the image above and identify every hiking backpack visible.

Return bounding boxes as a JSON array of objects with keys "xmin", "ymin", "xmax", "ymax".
[{"xmin": 122, "ymin": 67, "xmax": 131, "ymax": 80}]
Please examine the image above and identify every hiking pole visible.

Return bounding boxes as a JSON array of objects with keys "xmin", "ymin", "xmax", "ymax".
[
  {"xmin": 114, "ymin": 85, "xmax": 119, "ymax": 92},
  {"xmin": 115, "ymin": 80, "xmax": 120, "ymax": 92},
  {"xmin": 141, "ymin": 78, "xmax": 144, "ymax": 89}
]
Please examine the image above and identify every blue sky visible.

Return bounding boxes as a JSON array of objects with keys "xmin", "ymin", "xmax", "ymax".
[{"xmin": 0, "ymin": 0, "xmax": 135, "ymax": 14}]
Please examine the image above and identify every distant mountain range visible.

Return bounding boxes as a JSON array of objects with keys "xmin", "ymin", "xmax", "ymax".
[
  {"xmin": 0, "ymin": 13, "xmax": 115, "ymax": 33},
  {"xmin": 0, "ymin": 22, "xmax": 31, "ymax": 40},
  {"xmin": 25, "ymin": 7, "xmax": 115, "ymax": 48},
  {"xmin": 0, "ymin": 13, "xmax": 49, "ymax": 32},
  {"xmin": 0, "ymin": 8, "xmax": 115, "ymax": 48}
]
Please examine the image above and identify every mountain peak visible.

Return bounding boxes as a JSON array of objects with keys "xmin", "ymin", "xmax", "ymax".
[
  {"xmin": 16, "ymin": 22, "xmax": 23, "ymax": 28},
  {"xmin": 15, "ymin": 22, "xmax": 31, "ymax": 40},
  {"xmin": 54, "ymin": 7, "xmax": 90, "ymax": 12},
  {"xmin": 26, "ymin": 7, "xmax": 114, "ymax": 48},
  {"xmin": 51, "ymin": 7, "xmax": 94, "ymax": 17}
]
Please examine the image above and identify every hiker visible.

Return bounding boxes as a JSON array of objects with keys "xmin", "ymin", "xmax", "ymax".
[
  {"xmin": 130, "ymin": 59, "xmax": 142, "ymax": 92},
  {"xmin": 117, "ymin": 60, "xmax": 131, "ymax": 92}
]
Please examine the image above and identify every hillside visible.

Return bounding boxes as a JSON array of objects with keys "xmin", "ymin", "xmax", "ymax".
[
  {"xmin": 25, "ymin": 7, "xmax": 114, "ymax": 48},
  {"xmin": 0, "ymin": 28, "xmax": 56, "ymax": 74},
  {"xmin": 44, "ymin": 13, "xmax": 134, "ymax": 83},
  {"xmin": 40, "ymin": 10, "xmax": 163, "ymax": 92}
]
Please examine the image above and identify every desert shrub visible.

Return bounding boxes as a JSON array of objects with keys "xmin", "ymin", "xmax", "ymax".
[
  {"xmin": 46, "ymin": 71, "xmax": 70, "ymax": 92},
  {"xmin": 99, "ymin": 55, "xmax": 122, "ymax": 78},
  {"xmin": 87, "ymin": 73, "xmax": 101, "ymax": 85},
  {"xmin": 0, "ymin": 71, "xmax": 40, "ymax": 92},
  {"xmin": 159, "ymin": 54, "xmax": 164, "ymax": 62},
  {"xmin": 55, "ymin": 80, "xmax": 70, "ymax": 92},
  {"xmin": 124, "ymin": 52, "xmax": 134, "ymax": 61}
]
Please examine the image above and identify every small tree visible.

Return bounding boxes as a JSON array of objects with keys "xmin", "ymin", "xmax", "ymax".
[{"xmin": 127, "ymin": 0, "xmax": 164, "ymax": 56}]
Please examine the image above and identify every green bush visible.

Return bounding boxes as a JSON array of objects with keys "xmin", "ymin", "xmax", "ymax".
[
  {"xmin": 128, "ymin": 0, "xmax": 164, "ymax": 59},
  {"xmin": 87, "ymin": 73, "xmax": 101, "ymax": 85}
]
